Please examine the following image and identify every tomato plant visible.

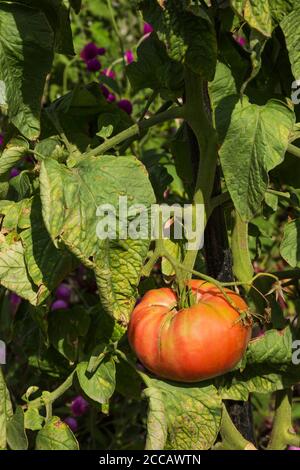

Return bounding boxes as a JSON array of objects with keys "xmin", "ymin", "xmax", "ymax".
[{"xmin": 0, "ymin": 0, "xmax": 300, "ymax": 453}]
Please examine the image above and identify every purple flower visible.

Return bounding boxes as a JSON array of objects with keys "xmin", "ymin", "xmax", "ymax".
[
  {"xmin": 97, "ymin": 47, "xmax": 106, "ymax": 56},
  {"xmin": 124, "ymin": 50, "xmax": 134, "ymax": 64},
  {"xmin": 86, "ymin": 58, "xmax": 101, "ymax": 72},
  {"xmin": 102, "ymin": 68, "xmax": 116, "ymax": 80},
  {"xmin": 51, "ymin": 299, "xmax": 69, "ymax": 311},
  {"xmin": 71, "ymin": 396, "xmax": 89, "ymax": 417},
  {"xmin": 55, "ymin": 283, "xmax": 71, "ymax": 302},
  {"xmin": 80, "ymin": 42, "xmax": 99, "ymax": 61},
  {"xmin": 0, "ymin": 133, "xmax": 4, "ymax": 146},
  {"xmin": 10, "ymin": 292, "xmax": 21, "ymax": 307},
  {"xmin": 234, "ymin": 35, "xmax": 246, "ymax": 47},
  {"xmin": 117, "ymin": 99, "xmax": 133, "ymax": 115},
  {"xmin": 10, "ymin": 168, "xmax": 20, "ymax": 178},
  {"xmin": 288, "ymin": 446, "xmax": 300, "ymax": 450},
  {"xmin": 64, "ymin": 417, "xmax": 78, "ymax": 433},
  {"xmin": 107, "ymin": 93, "xmax": 116, "ymax": 103},
  {"xmin": 143, "ymin": 23, "xmax": 153, "ymax": 35},
  {"xmin": 100, "ymin": 84, "xmax": 109, "ymax": 99}
]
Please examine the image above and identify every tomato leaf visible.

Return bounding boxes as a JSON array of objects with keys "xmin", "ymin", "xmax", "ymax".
[
  {"xmin": 76, "ymin": 358, "xmax": 116, "ymax": 404},
  {"xmin": 0, "ymin": 368, "xmax": 13, "ymax": 450},
  {"xmin": 0, "ymin": 240, "xmax": 39, "ymax": 305},
  {"xmin": 20, "ymin": 198, "xmax": 77, "ymax": 304},
  {"xmin": 230, "ymin": 0, "xmax": 293, "ymax": 37},
  {"xmin": 246, "ymin": 327, "xmax": 293, "ymax": 365},
  {"xmin": 126, "ymin": 34, "xmax": 184, "ymax": 99},
  {"xmin": 280, "ymin": 218, "xmax": 300, "ymax": 268},
  {"xmin": 40, "ymin": 156, "xmax": 156, "ymax": 322},
  {"xmin": 0, "ymin": 137, "xmax": 29, "ymax": 177},
  {"xmin": 144, "ymin": 387, "xmax": 168, "ymax": 451},
  {"xmin": 0, "ymin": 3, "xmax": 54, "ymax": 139},
  {"xmin": 281, "ymin": 3, "xmax": 300, "ymax": 82},
  {"xmin": 6, "ymin": 406, "xmax": 28, "ymax": 450},
  {"xmin": 24, "ymin": 407, "xmax": 44, "ymax": 431},
  {"xmin": 143, "ymin": 377, "xmax": 222, "ymax": 450},
  {"xmin": 36, "ymin": 416, "xmax": 79, "ymax": 450},
  {"xmin": 218, "ymin": 98, "xmax": 295, "ymax": 221}
]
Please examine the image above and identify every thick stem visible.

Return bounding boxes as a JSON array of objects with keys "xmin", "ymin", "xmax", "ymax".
[
  {"xmin": 231, "ymin": 211, "xmax": 253, "ymax": 293},
  {"xmin": 288, "ymin": 143, "xmax": 300, "ymax": 160},
  {"xmin": 84, "ymin": 105, "xmax": 184, "ymax": 158},
  {"xmin": 182, "ymin": 68, "xmax": 219, "ymax": 273},
  {"xmin": 28, "ymin": 372, "xmax": 75, "ymax": 409},
  {"xmin": 220, "ymin": 404, "xmax": 257, "ymax": 450}
]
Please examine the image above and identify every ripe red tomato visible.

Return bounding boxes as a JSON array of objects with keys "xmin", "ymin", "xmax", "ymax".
[{"xmin": 128, "ymin": 280, "xmax": 251, "ymax": 382}]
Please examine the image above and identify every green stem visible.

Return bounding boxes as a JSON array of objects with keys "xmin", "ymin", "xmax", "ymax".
[
  {"xmin": 28, "ymin": 371, "xmax": 75, "ymax": 409},
  {"xmin": 288, "ymin": 143, "xmax": 300, "ymax": 160},
  {"xmin": 231, "ymin": 210, "xmax": 253, "ymax": 293},
  {"xmin": 220, "ymin": 404, "xmax": 257, "ymax": 450},
  {"xmin": 266, "ymin": 188, "xmax": 291, "ymax": 200},
  {"xmin": 182, "ymin": 67, "xmax": 219, "ymax": 274},
  {"xmin": 84, "ymin": 105, "xmax": 184, "ymax": 157},
  {"xmin": 268, "ymin": 389, "xmax": 300, "ymax": 450},
  {"xmin": 139, "ymin": 91, "xmax": 158, "ymax": 121}
]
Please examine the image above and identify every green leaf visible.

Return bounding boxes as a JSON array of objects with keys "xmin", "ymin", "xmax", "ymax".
[
  {"xmin": 76, "ymin": 358, "xmax": 116, "ymax": 404},
  {"xmin": 143, "ymin": 377, "xmax": 222, "ymax": 450},
  {"xmin": 0, "ymin": 3, "xmax": 54, "ymax": 139},
  {"xmin": 48, "ymin": 306, "xmax": 90, "ymax": 362},
  {"xmin": 216, "ymin": 363, "xmax": 300, "ymax": 401},
  {"xmin": 0, "ymin": 137, "xmax": 29, "ymax": 176},
  {"xmin": 281, "ymin": 3, "xmax": 300, "ymax": 80},
  {"xmin": 34, "ymin": 136, "xmax": 68, "ymax": 162},
  {"xmin": 240, "ymin": 30, "xmax": 267, "ymax": 94},
  {"xmin": 209, "ymin": 62, "xmax": 238, "ymax": 117},
  {"xmin": 0, "ymin": 198, "xmax": 32, "ymax": 230},
  {"xmin": 231, "ymin": 0, "xmax": 295, "ymax": 36},
  {"xmin": 140, "ymin": 1, "xmax": 217, "ymax": 80},
  {"xmin": 10, "ymin": 171, "xmax": 34, "ymax": 200},
  {"xmin": 219, "ymin": 98, "xmax": 295, "ymax": 221},
  {"xmin": 0, "ymin": 240, "xmax": 39, "ymax": 304},
  {"xmin": 144, "ymin": 387, "xmax": 168, "ymax": 450},
  {"xmin": 265, "ymin": 192, "xmax": 278, "ymax": 211},
  {"xmin": 0, "ymin": 367, "xmax": 13, "ymax": 450},
  {"xmin": 6, "ymin": 406, "xmax": 28, "ymax": 450},
  {"xmin": 6, "ymin": 0, "xmax": 75, "ymax": 55},
  {"xmin": 280, "ymin": 218, "xmax": 300, "ymax": 267},
  {"xmin": 24, "ymin": 407, "xmax": 44, "ymax": 431},
  {"xmin": 127, "ymin": 34, "xmax": 184, "ymax": 99},
  {"xmin": 36, "ymin": 416, "xmax": 79, "ymax": 450},
  {"xmin": 161, "ymin": 239, "xmax": 184, "ymax": 277},
  {"xmin": 246, "ymin": 327, "xmax": 293, "ymax": 365},
  {"xmin": 40, "ymin": 156, "xmax": 156, "ymax": 322},
  {"xmin": 20, "ymin": 198, "xmax": 77, "ymax": 303}
]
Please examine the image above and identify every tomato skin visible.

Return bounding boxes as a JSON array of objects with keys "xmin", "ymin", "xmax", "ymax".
[{"xmin": 128, "ymin": 280, "xmax": 251, "ymax": 382}]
